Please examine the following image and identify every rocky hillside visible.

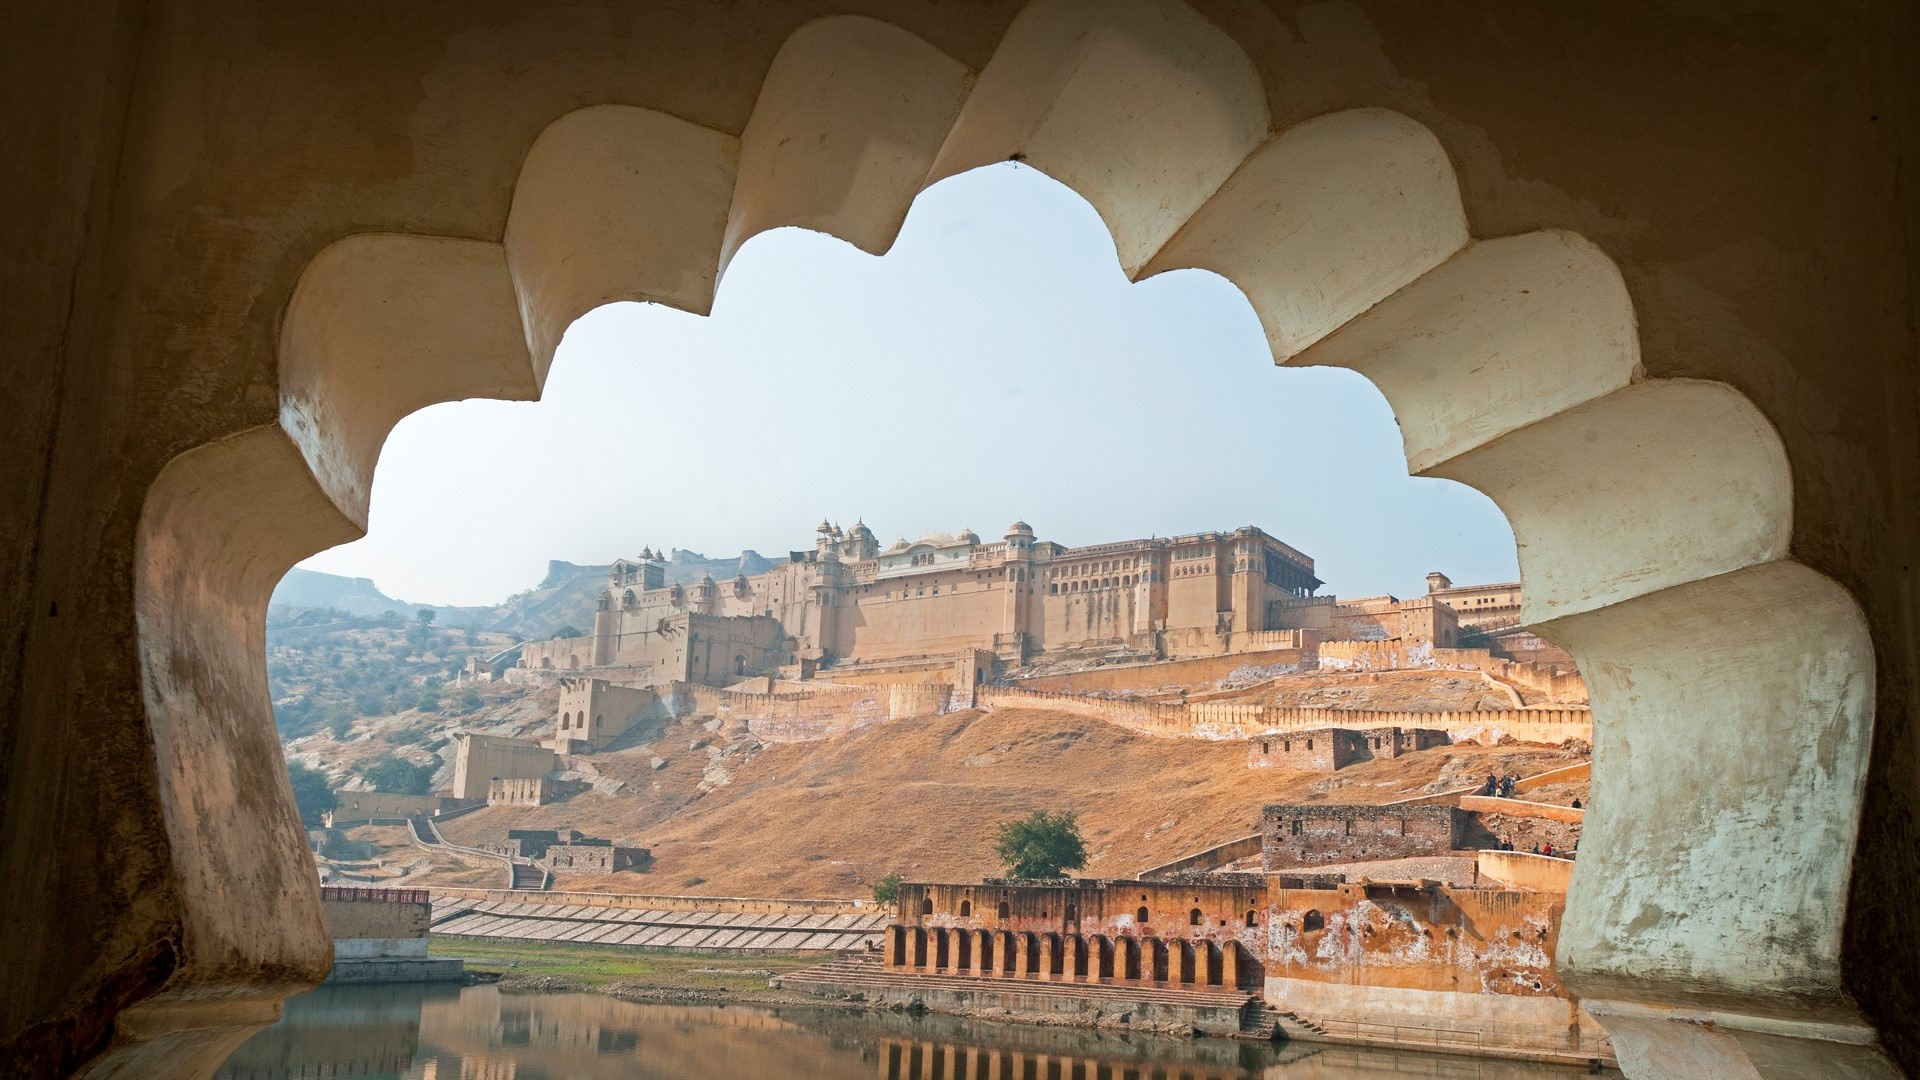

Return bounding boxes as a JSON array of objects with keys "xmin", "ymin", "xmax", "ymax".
[{"xmin": 272, "ymin": 548, "xmax": 782, "ymax": 641}]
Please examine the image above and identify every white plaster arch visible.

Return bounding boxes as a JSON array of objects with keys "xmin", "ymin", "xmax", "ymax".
[
  {"xmin": 126, "ymin": 0, "xmax": 1889, "ymax": 1074},
  {"xmin": 505, "ymin": 106, "xmax": 738, "ymax": 381},
  {"xmin": 1145, "ymin": 106, "xmax": 1470, "ymax": 360},
  {"xmin": 926, "ymin": 0, "xmax": 1269, "ymax": 276},
  {"xmin": 721, "ymin": 15, "xmax": 973, "ymax": 279},
  {"xmin": 279, "ymin": 234, "xmax": 534, "ymax": 530}
]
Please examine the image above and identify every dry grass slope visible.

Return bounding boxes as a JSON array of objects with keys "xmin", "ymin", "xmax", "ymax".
[{"xmin": 435, "ymin": 705, "xmax": 1580, "ymax": 898}]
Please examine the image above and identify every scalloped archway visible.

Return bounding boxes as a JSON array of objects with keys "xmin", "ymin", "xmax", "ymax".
[{"xmin": 119, "ymin": 3, "xmax": 1888, "ymax": 1077}]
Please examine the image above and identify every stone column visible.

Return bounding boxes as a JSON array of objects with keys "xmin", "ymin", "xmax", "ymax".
[{"xmin": 1039, "ymin": 934, "xmax": 1056, "ymax": 980}]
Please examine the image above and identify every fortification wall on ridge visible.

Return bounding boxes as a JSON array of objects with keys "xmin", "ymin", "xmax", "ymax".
[{"xmin": 976, "ymin": 685, "xmax": 1590, "ymax": 744}]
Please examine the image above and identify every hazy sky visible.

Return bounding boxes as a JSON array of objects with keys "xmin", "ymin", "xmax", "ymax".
[{"xmin": 297, "ymin": 163, "xmax": 1517, "ymax": 608}]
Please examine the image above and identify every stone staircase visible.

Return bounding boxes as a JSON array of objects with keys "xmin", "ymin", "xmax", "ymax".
[{"xmin": 776, "ymin": 956, "xmax": 1270, "ymax": 1038}]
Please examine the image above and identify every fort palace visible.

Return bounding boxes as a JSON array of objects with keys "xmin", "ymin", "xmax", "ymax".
[{"xmin": 519, "ymin": 519, "xmax": 1330, "ymax": 684}]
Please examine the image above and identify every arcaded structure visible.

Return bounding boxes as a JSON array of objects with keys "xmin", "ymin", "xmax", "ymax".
[{"xmin": 6, "ymin": 2, "xmax": 1918, "ymax": 1077}]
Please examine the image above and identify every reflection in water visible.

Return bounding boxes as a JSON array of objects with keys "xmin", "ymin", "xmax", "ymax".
[{"xmin": 217, "ymin": 983, "xmax": 1612, "ymax": 1080}]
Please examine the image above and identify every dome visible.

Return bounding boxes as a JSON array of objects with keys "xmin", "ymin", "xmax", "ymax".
[
  {"xmin": 957, "ymin": 528, "xmax": 981, "ymax": 545},
  {"xmin": 885, "ymin": 538, "xmax": 910, "ymax": 554},
  {"xmin": 1005, "ymin": 521, "xmax": 1034, "ymax": 536}
]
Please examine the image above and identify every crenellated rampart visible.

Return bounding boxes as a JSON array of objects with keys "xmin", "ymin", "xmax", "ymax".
[
  {"xmin": 659, "ymin": 678, "xmax": 954, "ymax": 743},
  {"xmin": 977, "ymin": 685, "xmax": 1590, "ymax": 744}
]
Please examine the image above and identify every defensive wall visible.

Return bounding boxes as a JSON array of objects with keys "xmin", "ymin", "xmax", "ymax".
[
  {"xmin": 976, "ymin": 685, "xmax": 1591, "ymax": 744},
  {"xmin": 661, "ymin": 678, "xmax": 954, "ymax": 743},
  {"xmin": 1319, "ymin": 641, "xmax": 1587, "ymax": 706},
  {"xmin": 1011, "ymin": 646, "xmax": 1310, "ymax": 694},
  {"xmin": 327, "ymin": 792, "xmax": 472, "ymax": 826}
]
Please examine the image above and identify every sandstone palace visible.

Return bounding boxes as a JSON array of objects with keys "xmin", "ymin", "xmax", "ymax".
[{"xmin": 517, "ymin": 520, "xmax": 1330, "ymax": 686}]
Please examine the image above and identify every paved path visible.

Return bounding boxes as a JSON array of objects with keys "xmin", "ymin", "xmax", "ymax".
[{"xmin": 429, "ymin": 896, "xmax": 887, "ymax": 951}]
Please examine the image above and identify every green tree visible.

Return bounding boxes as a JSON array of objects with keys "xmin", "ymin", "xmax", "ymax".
[
  {"xmin": 361, "ymin": 756, "xmax": 437, "ymax": 795},
  {"xmin": 870, "ymin": 872, "xmax": 902, "ymax": 908},
  {"xmin": 457, "ymin": 687, "xmax": 484, "ymax": 712},
  {"xmin": 553, "ymin": 625, "xmax": 585, "ymax": 639},
  {"xmin": 415, "ymin": 608, "xmax": 437, "ymax": 627},
  {"xmin": 993, "ymin": 809, "xmax": 1087, "ymax": 880},
  {"xmin": 286, "ymin": 762, "xmax": 337, "ymax": 827}
]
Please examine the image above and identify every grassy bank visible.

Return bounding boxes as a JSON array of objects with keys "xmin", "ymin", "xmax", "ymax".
[{"xmin": 428, "ymin": 938, "xmax": 821, "ymax": 991}]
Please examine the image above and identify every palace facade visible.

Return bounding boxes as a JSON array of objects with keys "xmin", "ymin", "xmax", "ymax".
[{"xmin": 519, "ymin": 520, "xmax": 1323, "ymax": 684}]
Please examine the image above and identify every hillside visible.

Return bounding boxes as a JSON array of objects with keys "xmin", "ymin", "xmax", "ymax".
[
  {"xmin": 429, "ymin": 705, "xmax": 1581, "ymax": 898},
  {"xmin": 272, "ymin": 548, "xmax": 781, "ymax": 640}
]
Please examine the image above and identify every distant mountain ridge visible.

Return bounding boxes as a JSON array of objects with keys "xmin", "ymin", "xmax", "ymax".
[{"xmin": 271, "ymin": 548, "xmax": 783, "ymax": 640}]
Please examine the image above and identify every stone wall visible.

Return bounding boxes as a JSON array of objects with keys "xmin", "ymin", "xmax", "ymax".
[
  {"xmin": 1262, "ymin": 805, "xmax": 1468, "ymax": 870},
  {"xmin": 326, "ymin": 792, "xmax": 467, "ymax": 824},
  {"xmin": 1476, "ymin": 850, "xmax": 1576, "ymax": 893},
  {"xmin": 451, "ymin": 733, "xmax": 556, "ymax": 800},
  {"xmin": 555, "ymin": 678, "xmax": 656, "ymax": 748},
  {"xmin": 1264, "ymin": 883, "xmax": 1604, "ymax": 1056},
  {"xmin": 487, "ymin": 777, "xmax": 555, "ymax": 807},
  {"xmin": 544, "ymin": 842, "xmax": 646, "ymax": 873},
  {"xmin": 1246, "ymin": 726, "xmax": 1450, "ymax": 772},
  {"xmin": 319, "ymin": 888, "xmax": 429, "ymax": 942},
  {"xmin": 1011, "ymin": 646, "xmax": 1308, "ymax": 694},
  {"xmin": 977, "ymin": 685, "xmax": 1591, "ymax": 744}
]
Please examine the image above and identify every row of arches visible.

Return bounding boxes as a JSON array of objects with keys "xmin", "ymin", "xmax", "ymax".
[
  {"xmin": 885, "ymin": 926, "xmax": 1251, "ymax": 989},
  {"xmin": 878, "ymin": 1040, "xmax": 1241, "ymax": 1080}
]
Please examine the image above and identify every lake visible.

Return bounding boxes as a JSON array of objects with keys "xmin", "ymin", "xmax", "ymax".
[{"xmin": 213, "ymin": 982, "xmax": 1611, "ymax": 1079}]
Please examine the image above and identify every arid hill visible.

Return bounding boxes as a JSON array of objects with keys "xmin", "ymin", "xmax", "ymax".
[{"xmin": 428, "ymin": 704, "xmax": 1582, "ymax": 898}]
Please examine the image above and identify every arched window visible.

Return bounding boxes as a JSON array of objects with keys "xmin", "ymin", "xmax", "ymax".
[
  {"xmin": 959, "ymin": 900, "xmax": 971, "ymax": 917},
  {"xmin": 561, "ymin": 711, "xmax": 571, "ymax": 728},
  {"xmin": 998, "ymin": 901, "xmax": 1010, "ymax": 920},
  {"xmin": 1136, "ymin": 906, "xmax": 1150, "ymax": 924},
  {"xmin": 594, "ymin": 713, "xmax": 603, "ymax": 728},
  {"xmin": 1189, "ymin": 908, "xmax": 1203, "ymax": 926},
  {"xmin": 1064, "ymin": 904, "xmax": 1077, "ymax": 925},
  {"xmin": 734, "ymin": 654, "xmax": 746, "ymax": 675},
  {"xmin": 1246, "ymin": 910, "xmax": 1258, "ymax": 928},
  {"xmin": 921, "ymin": 898, "xmax": 933, "ymax": 916},
  {"xmin": 1302, "ymin": 910, "xmax": 1325, "ymax": 932}
]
